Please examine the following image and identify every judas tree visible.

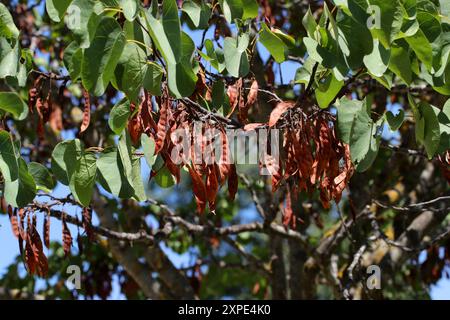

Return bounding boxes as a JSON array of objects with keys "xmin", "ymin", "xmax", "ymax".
[{"xmin": 0, "ymin": 0, "xmax": 449, "ymax": 300}]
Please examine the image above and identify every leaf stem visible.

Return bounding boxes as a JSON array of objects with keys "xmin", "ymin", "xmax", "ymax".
[{"xmin": 126, "ymin": 39, "xmax": 153, "ymax": 53}]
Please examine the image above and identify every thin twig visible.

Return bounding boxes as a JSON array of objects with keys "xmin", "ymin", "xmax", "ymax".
[
  {"xmin": 336, "ymin": 204, "xmax": 355, "ymax": 243},
  {"xmin": 31, "ymin": 70, "xmax": 70, "ymax": 81},
  {"xmin": 347, "ymin": 244, "xmax": 367, "ymax": 281},
  {"xmin": 373, "ymin": 196, "xmax": 450, "ymax": 212},
  {"xmin": 238, "ymin": 173, "xmax": 268, "ymax": 219},
  {"xmin": 380, "ymin": 142, "xmax": 427, "ymax": 159},
  {"xmin": 31, "ymin": 202, "xmax": 155, "ymax": 244},
  {"xmin": 222, "ymin": 236, "xmax": 270, "ymax": 275},
  {"xmin": 146, "ymin": 198, "xmax": 308, "ymax": 246},
  {"xmin": 243, "ymin": 87, "xmax": 283, "ymax": 103}
]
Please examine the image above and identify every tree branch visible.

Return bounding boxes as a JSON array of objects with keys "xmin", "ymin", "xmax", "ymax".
[
  {"xmin": 31, "ymin": 202, "xmax": 155, "ymax": 244},
  {"xmin": 373, "ymin": 196, "xmax": 450, "ymax": 212},
  {"xmin": 380, "ymin": 142, "xmax": 428, "ymax": 159},
  {"xmin": 147, "ymin": 198, "xmax": 309, "ymax": 246}
]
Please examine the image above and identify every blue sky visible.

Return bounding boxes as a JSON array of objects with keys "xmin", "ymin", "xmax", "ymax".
[{"xmin": 0, "ymin": 1, "xmax": 448, "ymax": 300}]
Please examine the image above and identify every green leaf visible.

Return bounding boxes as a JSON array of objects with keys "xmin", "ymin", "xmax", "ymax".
[
  {"xmin": 143, "ymin": 62, "xmax": 163, "ymax": 96},
  {"xmin": 371, "ymin": 71, "xmax": 394, "ymax": 89},
  {"xmin": 437, "ymin": 99, "xmax": 450, "ymax": 153},
  {"xmin": 82, "ymin": 16, "xmax": 126, "ymax": 96},
  {"xmin": 66, "ymin": 0, "xmax": 98, "ymax": 48},
  {"xmin": 162, "ymin": 0, "xmax": 182, "ymax": 59},
  {"xmin": 118, "ymin": 130, "xmax": 134, "ymax": 182},
  {"xmin": 4, "ymin": 158, "xmax": 36, "ymax": 208},
  {"xmin": 408, "ymin": 93, "xmax": 425, "ymax": 144},
  {"xmin": 303, "ymin": 5, "xmax": 341, "ymax": 70},
  {"xmin": 441, "ymin": 0, "xmax": 450, "ymax": 17},
  {"xmin": 418, "ymin": 102, "xmax": 441, "ymax": 159},
  {"xmin": 315, "ymin": 73, "xmax": 344, "ymax": 109},
  {"xmin": 401, "ymin": 0, "xmax": 417, "ymax": 19},
  {"xmin": 417, "ymin": 12, "xmax": 442, "ymax": 44},
  {"xmin": 398, "ymin": 18, "xmax": 420, "ymax": 40},
  {"xmin": 336, "ymin": 10, "xmax": 373, "ymax": 70},
  {"xmin": 388, "ymin": 42, "xmax": 412, "ymax": 84},
  {"xmin": 259, "ymin": 23, "xmax": 288, "ymax": 63},
  {"xmin": 109, "ymin": 98, "xmax": 131, "ymax": 135},
  {"xmin": 385, "ymin": 109, "xmax": 405, "ymax": 131},
  {"xmin": 242, "ymin": 0, "xmax": 259, "ymax": 20},
  {"xmin": 114, "ymin": 42, "xmax": 149, "ymax": 102},
  {"xmin": 363, "ymin": 39, "xmax": 391, "ymax": 77},
  {"xmin": 166, "ymin": 32, "xmax": 198, "ymax": 98},
  {"xmin": 405, "ymin": 29, "xmax": 433, "ymax": 71},
  {"xmin": 97, "ymin": 0, "xmax": 121, "ymax": 11},
  {"xmin": 154, "ymin": 166, "xmax": 176, "ymax": 188},
  {"xmin": 151, "ymin": 154, "xmax": 165, "ymax": 173},
  {"xmin": 211, "ymin": 80, "xmax": 225, "ymax": 109},
  {"xmin": 28, "ymin": 162, "xmax": 56, "ymax": 193},
  {"xmin": 295, "ymin": 58, "xmax": 321, "ymax": 85},
  {"xmin": 51, "ymin": 139, "xmax": 83, "ymax": 185},
  {"xmin": 97, "ymin": 147, "xmax": 134, "ymax": 198},
  {"xmin": 124, "ymin": 19, "xmax": 147, "ymax": 47},
  {"xmin": 0, "ymin": 38, "xmax": 19, "ymax": 79},
  {"xmin": 130, "ymin": 155, "xmax": 146, "ymax": 201},
  {"xmin": 323, "ymin": 3, "xmax": 339, "ymax": 43},
  {"xmin": 349, "ymin": 106, "xmax": 382, "ymax": 172},
  {"xmin": 0, "ymin": 92, "xmax": 28, "ymax": 120},
  {"xmin": 367, "ymin": 0, "xmax": 403, "ymax": 48},
  {"xmin": 145, "ymin": 3, "xmax": 178, "ymax": 65},
  {"xmin": 70, "ymin": 151, "xmax": 97, "ymax": 206},
  {"xmin": 63, "ymin": 41, "xmax": 82, "ymax": 80},
  {"xmin": 434, "ymin": 33, "xmax": 450, "ymax": 79},
  {"xmin": 354, "ymin": 126, "xmax": 382, "ymax": 172},
  {"xmin": 100, "ymin": 133, "xmax": 145, "ymax": 201},
  {"xmin": 303, "ymin": 37, "xmax": 337, "ymax": 69},
  {"xmin": 219, "ymin": 0, "xmax": 243, "ymax": 23},
  {"xmin": 302, "ymin": 7, "xmax": 318, "ymax": 39},
  {"xmin": 16, "ymin": 50, "xmax": 31, "ymax": 87},
  {"xmin": 144, "ymin": 2, "xmax": 197, "ymax": 97},
  {"xmin": 336, "ymin": 97, "xmax": 365, "ymax": 144},
  {"xmin": 182, "ymin": 0, "xmax": 210, "ymax": 29},
  {"xmin": 0, "ymin": 3, "xmax": 19, "ymax": 39},
  {"xmin": 272, "ymin": 29, "xmax": 296, "ymax": 48},
  {"xmin": 0, "ymin": 130, "xmax": 19, "ymax": 182},
  {"xmin": 334, "ymin": 0, "xmax": 370, "ymax": 26},
  {"xmin": 141, "ymin": 134, "xmax": 156, "ymax": 167},
  {"xmin": 120, "ymin": 0, "xmax": 139, "ymax": 21},
  {"xmin": 46, "ymin": 0, "xmax": 73, "ymax": 22},
  {"xmin": 224, "ymin": 34, "xmax": 250, "ymax": 77},
  {"xmin": 199, "ymin": 40, "xmax": 226, "ymax": 73},
  {"xmin": 442, "ymin": 99, "xmax": 450, "ymax": 120}
]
